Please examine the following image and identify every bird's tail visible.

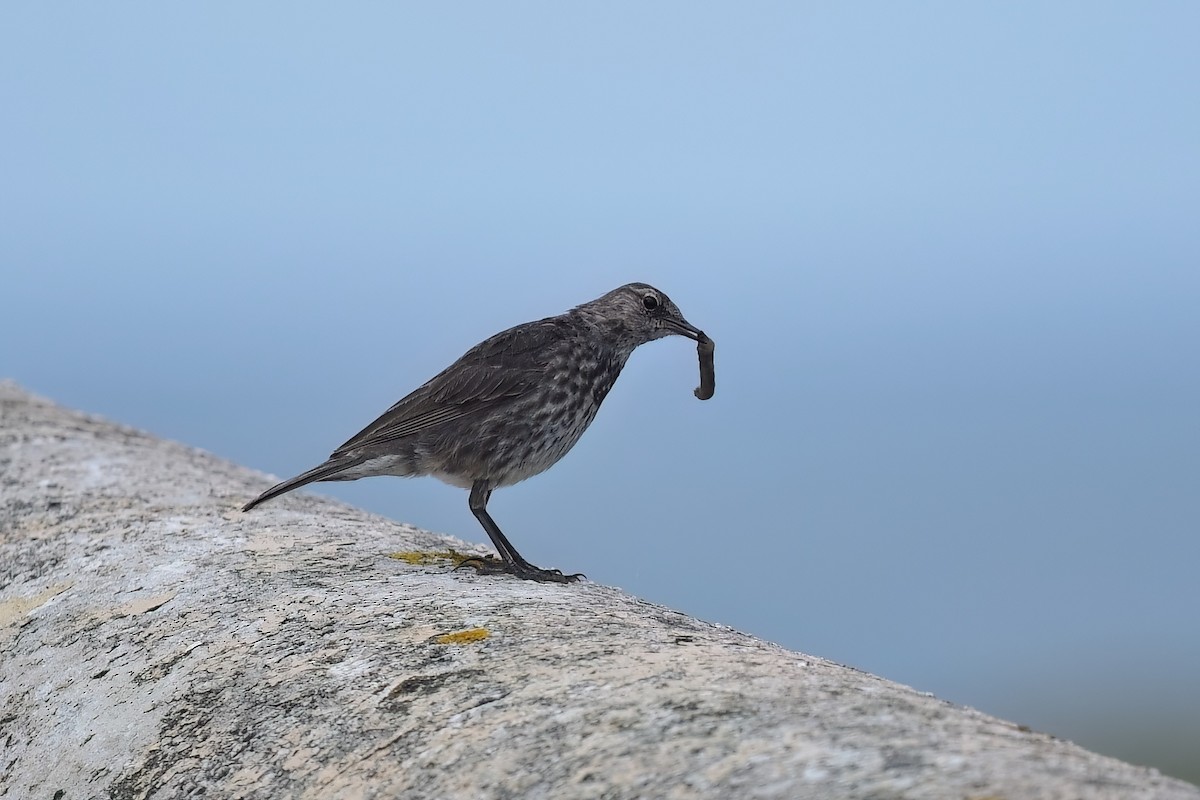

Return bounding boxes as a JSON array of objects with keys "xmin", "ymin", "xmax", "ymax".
[{"xmin": 242, "ymin": 458, "xmax": 361, "ymax": 512}]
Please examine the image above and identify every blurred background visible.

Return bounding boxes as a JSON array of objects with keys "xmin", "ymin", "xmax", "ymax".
[{"xmin": 2, "ymin": 2, "xmax": 1197, "ymax": 784}]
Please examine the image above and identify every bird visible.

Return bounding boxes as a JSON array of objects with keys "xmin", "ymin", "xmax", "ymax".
[{"xmin": 242, "ymin": 282, "xmax": 710, "ymax": 583}]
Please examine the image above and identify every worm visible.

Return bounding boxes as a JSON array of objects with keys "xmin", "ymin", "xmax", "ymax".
[{"xmin": 694, "ymin": 333, "xmax": 715, "ymax": 400}]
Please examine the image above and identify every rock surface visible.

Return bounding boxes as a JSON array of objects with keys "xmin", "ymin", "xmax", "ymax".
[{"xmin": 1, "ymin": 380, "xmax": 1196, "ymax": 800}]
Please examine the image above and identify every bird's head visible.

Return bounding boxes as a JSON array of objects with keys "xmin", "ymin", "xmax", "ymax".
[{"xmin": 579, "ymin": 282, "xmax": 705, "ymax": 351}]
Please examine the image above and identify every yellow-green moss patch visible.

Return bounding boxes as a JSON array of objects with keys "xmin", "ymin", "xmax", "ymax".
[
  {"xmin": 388, "ymin": 549, "xmax": 475, "ymax": 566},
  {"xmin": 434, "ymin": 627, "xmax": 490, "ymax": 645}
]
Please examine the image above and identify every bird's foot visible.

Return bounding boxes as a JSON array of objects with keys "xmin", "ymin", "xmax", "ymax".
[{"xmin": 455, "ymin": 555, "xmax": 584, "ymax": 584}]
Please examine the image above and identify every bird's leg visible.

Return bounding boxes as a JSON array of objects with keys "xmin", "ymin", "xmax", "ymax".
[{"xmin": 460, "ymin": 480, "xmax": 582, "ymax": 583}]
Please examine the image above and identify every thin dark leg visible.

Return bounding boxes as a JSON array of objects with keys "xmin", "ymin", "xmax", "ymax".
[
  {"xmin": 468, "ymin": 482, "xmax": 525, "ymax": 567},
  {"xmin": 461, "ymin": 480, "xmax": 582, "ymax": 583}
]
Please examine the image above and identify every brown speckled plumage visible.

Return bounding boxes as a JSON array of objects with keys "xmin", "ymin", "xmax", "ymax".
[{"xmin": 243, "ymin": 282, "xmax": 710, "ymax": 582}]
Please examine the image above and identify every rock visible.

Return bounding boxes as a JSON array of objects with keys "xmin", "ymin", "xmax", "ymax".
[{"xmin": 1, "ymin": 380, "xmax": 1195, "ymax": 799}]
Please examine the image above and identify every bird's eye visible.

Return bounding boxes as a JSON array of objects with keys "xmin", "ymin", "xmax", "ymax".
[{"xmin": 642, "ymin": 294, "xmax": 660, "ymax": 310}]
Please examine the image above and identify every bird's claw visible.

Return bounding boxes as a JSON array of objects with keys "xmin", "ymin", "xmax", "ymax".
[{"xmin": 455, "ymin": 555, "xmax": 583, "ymax": 584}]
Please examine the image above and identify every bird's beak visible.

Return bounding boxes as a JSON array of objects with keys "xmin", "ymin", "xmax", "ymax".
[{"xmin": 664, "ymin": 317, "xmax": 705, "ymax": 341}]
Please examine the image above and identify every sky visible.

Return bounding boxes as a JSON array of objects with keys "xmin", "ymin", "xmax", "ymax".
[{"xmin": 2, "ymin": 2, "xmax": 1198, "ymax": 782}]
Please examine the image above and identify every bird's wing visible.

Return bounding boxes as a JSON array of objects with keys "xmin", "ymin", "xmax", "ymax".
[{"xmin": 329, "ymin": 317, "xmax": 568, "ymax": 456}]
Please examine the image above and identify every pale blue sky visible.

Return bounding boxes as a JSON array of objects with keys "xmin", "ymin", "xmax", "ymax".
[{"xmin": 3, "ymin": 2, "xmax": 1198, "ymax": 781}]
